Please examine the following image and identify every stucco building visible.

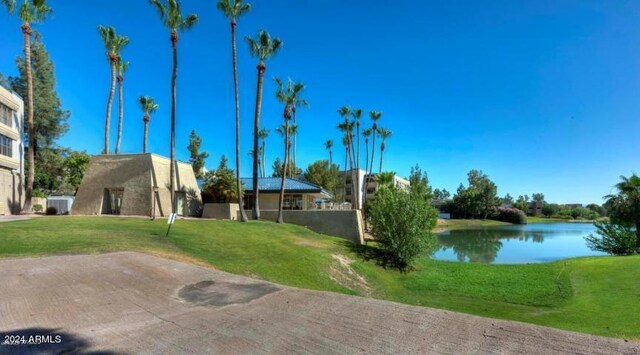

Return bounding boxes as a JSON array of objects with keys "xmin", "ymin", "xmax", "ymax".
[
  {"xmin": 72, "ymin": 153, "xmax": 201, "ymax": 217},
  {"xmin": 241, "ymin": 177, "xmax": 331, "ymax": 211},
  {"xmin": 0, "ymin": 85, "xmax": 24, "ymax": 215}
]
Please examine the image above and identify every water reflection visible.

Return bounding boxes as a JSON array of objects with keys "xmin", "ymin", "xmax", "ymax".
[{"xmin": 433, "ymin": 223, "xmax": 603, "ymax": 264}]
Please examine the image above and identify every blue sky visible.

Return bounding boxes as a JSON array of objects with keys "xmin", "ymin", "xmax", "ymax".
[{"xmin": 1, "ymin": 0, "xmax": 639, "ymax": 204}]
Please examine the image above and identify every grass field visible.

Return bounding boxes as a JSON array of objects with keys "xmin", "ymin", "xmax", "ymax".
[{"xmin": 1, "ymin": 216, "xmax": 638, "ymax": 340}]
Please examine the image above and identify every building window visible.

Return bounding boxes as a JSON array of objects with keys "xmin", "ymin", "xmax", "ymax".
[
  {"xmin": 0, "ymin": 103, "xmax": 13, "ymax": 127},
  {"xmin": 0, "ymin": 134, "xmax": 12, "ymax": 157}
]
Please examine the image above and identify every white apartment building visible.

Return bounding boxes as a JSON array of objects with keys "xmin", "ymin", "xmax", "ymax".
[{"xmin": 0, "ymin": 85, "xmax": 24, "ymax": 215}]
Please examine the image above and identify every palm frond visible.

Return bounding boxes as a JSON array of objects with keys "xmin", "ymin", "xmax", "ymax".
[
  {"xmin": 2, "ymin": 0, "xmax": 16, "ymax": 13},
  {"xmin": 180, "ymin": 13, "xmax": 198, "ymax": 31}
]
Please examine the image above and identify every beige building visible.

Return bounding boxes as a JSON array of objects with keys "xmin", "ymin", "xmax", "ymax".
[
  {"xmin": 72, "ymin": 154, "xmax": 202, "ymax": 217},
  {"xmin": 242, "ymin": 177, "xmax": 331, "ymax": 211},
  {"xmin": 0, "ymin": 85, "xmax": 24, "ymax": 215},
  {"xmin": 337, "ymin": 169, "xmax": 410, "ymax": 207}
]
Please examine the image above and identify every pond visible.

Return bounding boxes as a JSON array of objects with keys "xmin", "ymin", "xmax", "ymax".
[{"xmin": 432, "ymin": 222, "xmax": 607, "ymax": 264}]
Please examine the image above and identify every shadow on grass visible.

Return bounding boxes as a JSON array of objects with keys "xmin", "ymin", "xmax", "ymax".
[
  {"xmin": 333, "ymin": 239, "xmax": 398, "ymax": 270},
  {"xmin": 0, "ymin": 327, "xmax": 116, "ymax": 354}
]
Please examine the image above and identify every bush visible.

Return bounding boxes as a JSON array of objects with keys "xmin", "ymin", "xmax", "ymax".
[
  {"xmin": 33, "ymin": 189, "xmax": 47, "ymax": 198},
  {"xmin": 491, "ymin": 206, "xmax": 527, "ymax": 224},
  {"xmin": 33, "ymin": 204, "xmax": 43, "ymax": 212},
  {"xmin": 45, "ymin": 206, "xmax": 58, "ymax": 215},
  {"xmin": 369, "ymin": 186, "xmax": 438, "ymax": 270},
  {"xmin": 585, "ymin": 221, "xmax": 637, "ymax": 255}
]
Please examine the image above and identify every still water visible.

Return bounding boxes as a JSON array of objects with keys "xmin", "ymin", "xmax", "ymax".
[{"xmin": 433, "ymin": 223, "xmax": 607, "ymax": 264}]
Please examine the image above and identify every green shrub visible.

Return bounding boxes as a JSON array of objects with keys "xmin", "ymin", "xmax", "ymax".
[
  {"xmin": 491, "ymin": 206, "xmax": 527, "ymax": 224},
  {"xmin": 369, "ymin": 186, "xmax": 438, "ymax": 270},
  {"xmin": 45, "ymin": 206, "xmax": 58, "ymax": 215},
  {"xmin": 33, "ymin": 204, "xmax": 43, "ymax": 212},
  {"xmin": 33, "ymin": 189, "xmax": 47, "ymax": 198},
  {"xmin": 585, "ymin": 221, "xmax": 637, "ymax": 255}
]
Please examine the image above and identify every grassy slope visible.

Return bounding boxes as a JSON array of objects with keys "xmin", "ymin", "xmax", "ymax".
[{"xmin": 1, "ymin": 216, "xmax": 638, "ymax": 339}]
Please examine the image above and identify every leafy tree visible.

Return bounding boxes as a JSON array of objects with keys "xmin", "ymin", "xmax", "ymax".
[
  {"xmin": 501, "ymin": 193, "xmax": 514, "ymax": 206},
  {"xmin": 97, "ymin": 25, "xmax": 129, "ymax": 154},
  {"xmin": 452, "ymin": 170, "xmax": 499, "ymax": 219},
  {"xmin": 138, "ymin": 96, "xmax": 158, "ymax": 153},
  {"xmin": 0, "ymin": 72, "xmax": 10, "ymax": 89},
  {"xmin": 64, "ymin": 151, "xmax": 90, "ymax": 194},
  {"xmin": 304, "ymin": 160, "xmax": 339, "ymax": 192},
  {"xmin": 10, "ymin": 31, "xmax": 70, "ymax": 206},
  {"xmin": 541, "ymin": 203, "xmax": 560, "ymax": 217},
  {"xmin": 115, "ymin": 58, "xmax": 129, "ymax": 154},
  {"xmin": 217, "ymin": 0, "xmax": 251, "ymax": 222},
  {"xmin": 274, "ymin": 77, "xmax": 306, "ymax": 223},
  {"xmin": 532, "ymin": 193, "xmax": 545, "ymax": 204},
  {"xmin": 585, "ymin": 221, "xmax": 637, "ymax": 255},
  {"xmin": 187, "ymin": 130, "xmax": 208, "ymax": 179},
  {"xmin": 369, "ymin": 182, "xmax": 438, "ymax": 270},
  {"xmin": 246, "ymin": 30, "xmax": 282, "ymax": 220},
  {"xmin": 271, "ymin": 157, "xmax": 301, "ymax": 178},
  {"xmin": 408, "ymin": 164, "xmax": 432, "ymax": 200},
  {"xmin": 604, "ymin": 174, "xmax": 640, "ymax": 252},
  {"xmin": 514, "ymin": 195, "xmax": 530, "ymax": 213},
  {"xmin": 149, "ymin": 0, "xmax": 198, "ymax": 214},
  {"xmin": 586, "ymin": 203, "xmax": 606, "ymax": 217},
  {"xmin": 202, "ymin": 155, "xmax": 241, "ymax": 203},
  {"xmin": 3, "ymin": 0, "xmax": 52, "ymax": 213},
  {"xmin": 433, "ymin": 188, "xmax": 451, "ymax": 202}
]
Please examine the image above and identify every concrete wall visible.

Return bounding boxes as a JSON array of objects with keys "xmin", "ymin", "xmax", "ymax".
[
  {"xmin": 72, "ymin": 154, "xmax": 201, "ymax": 217},
  {"xmin": 0, "ymin": 169, "xmax": 22, "ymax": 215},
  {"xmin": 202, "ymin": 203, "xmax": 239, "ymax": 220},
  {"xmin": 255, "ymin": 210, "xmax": 364, "ymax": 244}
]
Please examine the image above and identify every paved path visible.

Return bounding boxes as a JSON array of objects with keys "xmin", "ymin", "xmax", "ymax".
[{"xmin": 0, "ymin": 252, "xmax": 637, "ymax": 354}]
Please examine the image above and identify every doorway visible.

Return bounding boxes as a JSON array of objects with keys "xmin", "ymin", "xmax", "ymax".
[{"xmin": 103, "ymin": 188, "xmax": 124, "ymax": 215}]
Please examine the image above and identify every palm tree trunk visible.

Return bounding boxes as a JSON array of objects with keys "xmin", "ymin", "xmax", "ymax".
[
  {"xmin": 21, "ymin": 23, "xmax": 34, "ymax": 214},
  {"xmin": 369, "ymin": 131, "xmax": 377, "ymax": 177},
  {"xmin": 261, "ymin": 141, "xmax": 266, "ymax": 177},
  {"xmin": 364, "ymin": 139, "xmax": 369, "ymax": 173},
  {"xmin": 379, "ymin": 145, "xmax": 384, "ymax": 173},
  {"xmin": 343, "ymin": 147, "xmax": 348, "ymax": 204},
  {"xmin": 104, "ymin": 62, "xmax": 116, "ymax": 155},
  {"xmin": 115, "ymin": 78, "xmax": 124, "ymax": 154},
  {"xmin": 277, "ymin": 120, "xmax": 289, "ymax": 223},
  {"xmin": 346, "ymin": 139, "xmax": 357, "ymax": 210},
  {"xmin": 252, "ymin": 63, "xmax": 266, "ymax": 220},
  {"xmin": 170, "ymin": 35, "xmax": 178, "ymax": 214},
  {"xmin": 143, "ymin": 120, "xmax": 149, "ymax": 153},
  {"xmin": 231, "ymin": 20, "xmax": 248, "ymax": 222}
]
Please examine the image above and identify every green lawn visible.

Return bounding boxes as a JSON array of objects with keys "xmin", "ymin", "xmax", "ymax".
[
  {"xmin": 1, "ymin": 216, "xmax": 638, "ymax": 340},
  {"xmin": 527, "ymin": 216, "xmax": 571, "ymax": 223}
]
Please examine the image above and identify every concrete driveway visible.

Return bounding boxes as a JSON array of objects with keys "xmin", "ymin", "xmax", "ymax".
[{"xmin": 0, "ymin": 252, "xmax": 637, "ymax": 354}]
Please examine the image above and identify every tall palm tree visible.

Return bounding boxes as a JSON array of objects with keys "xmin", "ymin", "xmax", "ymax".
[
  {"xmin": 341, "ymin": 135, "xmax": 349, "ymax": 204},
  {"xmin": 258, "ymin": 128, "xmax": 269, "ymax": 177},
  {"xmin": 324, "ymin": 139, "xmax": 333, "ymax": 168},
  {"xmin": 98, "ymin": 25, "xmax": 129, "ymax": 155},
  {"xmin": 138, "ymin": 96, "xmax": 159, "ymax": 153},
  {"xmin": 149, "ymin": 0, "xmax": 198, "ymax": 214},
  {"xmin": 378, "ymin": 127, "xmax": 392, "ymax": 173},
  {"xmin": 351, "ymin": 108, "xmax": 363, "ymax": 171},
  {"xmin": 274, "ymin": 77, "xmax": 306, "ymax": 223},
  {"xmin": 324, "ymin": 139, "xmax": 335, "ymax": 201},
  {"xmin": 115, "ymin": 58, "xmax": 129, "ymax": 154},
  {"xmin": 368, "ymin": 111, "xmax": 382, "ymax": 176},
  {"xmin": 2, "ymin": 0, "xmax": 51, "ymax": 214},
  {"xmin": 246, "ymin": 30, "xmax": 282, "ymax": 220},
  {"xmin": 362, "ymin": 128, "xmax": 372, "ymax": 173},
  {"xmin": 217, "ymin": 0, "xmax": 251, "ymax": 222},
  {"xmin": 337, "ymin": 110, "xmax": 358, "ymax": 209}
]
